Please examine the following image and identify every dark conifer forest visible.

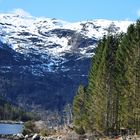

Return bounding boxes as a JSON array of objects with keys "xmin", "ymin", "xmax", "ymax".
[
  {"xmin": 73, "ymin": 20, "xmax": 140, "ymax": 135},
  {"xmin": 0, "ymin": 97, "xmax": 36, "ymax": 121}
]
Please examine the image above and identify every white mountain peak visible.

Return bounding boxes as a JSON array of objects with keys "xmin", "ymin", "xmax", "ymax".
[{"xmin": 0, "ymin": 11, "xmax": 133, "ymax": 60}]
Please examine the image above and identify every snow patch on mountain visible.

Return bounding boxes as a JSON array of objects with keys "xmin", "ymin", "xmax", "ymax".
[{"xmin": 0, "ymin": 12, "xmax": 133, "ymax": 73}]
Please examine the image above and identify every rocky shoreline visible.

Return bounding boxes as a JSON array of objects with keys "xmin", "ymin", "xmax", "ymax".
[
  {"xmin": 0, "ymin": 121, "xmax": 139, "ymax": 140},
  {"xmin": 1, "ymin": 133, "xmax": 140, "ymax": 140},
  {"xmin": 0, "ymin": 133, "xmax": 76, "ymax": 140}
]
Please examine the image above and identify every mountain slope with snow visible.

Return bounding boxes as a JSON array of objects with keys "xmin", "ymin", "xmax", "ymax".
[
  {"xmin": 0, "ymin": 13, "xmax": 132, "ymax": 58},
  {"xmin": 0, "ymin": 12, "xmax": 132, "ymax": 111}
]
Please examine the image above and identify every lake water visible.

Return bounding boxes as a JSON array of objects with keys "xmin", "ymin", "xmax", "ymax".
[{"xmin": 0, "ymin": 123, "xmax": 23, "ymax": 135}]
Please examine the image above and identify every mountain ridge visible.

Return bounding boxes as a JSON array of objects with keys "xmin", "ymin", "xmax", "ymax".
[{"xmin": 0, "ymin": 13, "xmax": 133, "ymax": 112}]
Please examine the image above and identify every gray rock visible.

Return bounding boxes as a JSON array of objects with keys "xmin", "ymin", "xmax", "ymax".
[
  {"xmin": 15, "ymin": 133, "xmax": 24, "ymax": 140},
  {"xmin": 46, "ymin": 136, "xmax": 58, "ymax": 140},
  {"xmin": 32, "ymin": 133, "xmax": 40, "ymax": 140},
  {"xmin": 17, "ymin": 133, "xmax": 24, "ymax": 137},
  {"xmin": 24, "ymin": 134, "xmax": 29, "ymax": 140}
]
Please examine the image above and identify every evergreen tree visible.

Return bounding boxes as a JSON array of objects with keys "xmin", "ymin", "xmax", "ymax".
[
  {"xmin": 73, "ymin": 20, "xmax": 140, "ymax": 135},
  {"xmin": 73, "ymin": 85, "xmax": 87, "ymax": 131}
]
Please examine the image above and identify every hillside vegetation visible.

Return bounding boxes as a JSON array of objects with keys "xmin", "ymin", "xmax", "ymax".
[{"xmin": 0, "ymin": 97, "xmax": 37, "ymax": 122}]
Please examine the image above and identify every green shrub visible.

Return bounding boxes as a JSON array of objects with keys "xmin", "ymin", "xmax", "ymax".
[
  {"xmin": 75, "ymin": 126, "xmax": 85, "ymax": 135},
  {"xmin": 40, "ymin": 129, "xmax": 50, "ymax": 137},
  {"xmin": 22, "ymin": 128, "xmax": 32, "ymax": 135},
  {"xmin": 22, "ymin": 121, "xmax": 39, "ymax": 135}
]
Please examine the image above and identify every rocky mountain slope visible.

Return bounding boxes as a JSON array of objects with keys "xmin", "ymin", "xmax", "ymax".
[{"xmin": 0, "ymin": 12, "xmax": 132, "ymax": 112}]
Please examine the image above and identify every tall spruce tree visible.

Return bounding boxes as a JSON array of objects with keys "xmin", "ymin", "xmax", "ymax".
[{"xmin": 73, "ymin": 20, "xmax": 140, "ymax": 135}]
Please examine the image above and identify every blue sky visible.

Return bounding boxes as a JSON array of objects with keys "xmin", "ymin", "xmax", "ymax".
[{"xmin": 0, "ymin": 0, "xmax": 140, "ymax": 22}]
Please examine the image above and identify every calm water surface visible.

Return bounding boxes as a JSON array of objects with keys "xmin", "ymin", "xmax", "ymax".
[{"xmin": 0, "ymin": 123, "xmax": 23, "ymax": 135}]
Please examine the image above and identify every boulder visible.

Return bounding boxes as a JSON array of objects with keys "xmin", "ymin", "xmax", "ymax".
[
  {"xmin": 32, "ymin": 133, "xmax": 40, "ymax": 140},
  {"xmin": 16, "ymin": 133, "xmax": 24, "ymax": 139},
  {"xmin": 24, "ymin": 134, "xmax": 29, "ymax": 140}
]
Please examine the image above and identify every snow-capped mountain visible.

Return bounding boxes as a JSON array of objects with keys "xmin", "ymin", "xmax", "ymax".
[{"xmin": 0, "ymin": 12, "xmax": 132, "ymax": 111}]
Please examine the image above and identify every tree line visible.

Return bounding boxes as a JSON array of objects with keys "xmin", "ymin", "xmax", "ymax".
[
  {"xmin": 0, "ymin": 97, "xmax": 37, "ymax": 122},
  {"xmin": 73, "ymin": 20, "xmax": 140, "ymax": 135}
]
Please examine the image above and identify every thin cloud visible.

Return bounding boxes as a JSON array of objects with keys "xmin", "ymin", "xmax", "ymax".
[
  {"xmin": 10, "ymin": 8, "xmax": 31, "ymax": 17},
  {"xmin": 137, "ymin": 9, "xmax": 140, "ymax": 17}
]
